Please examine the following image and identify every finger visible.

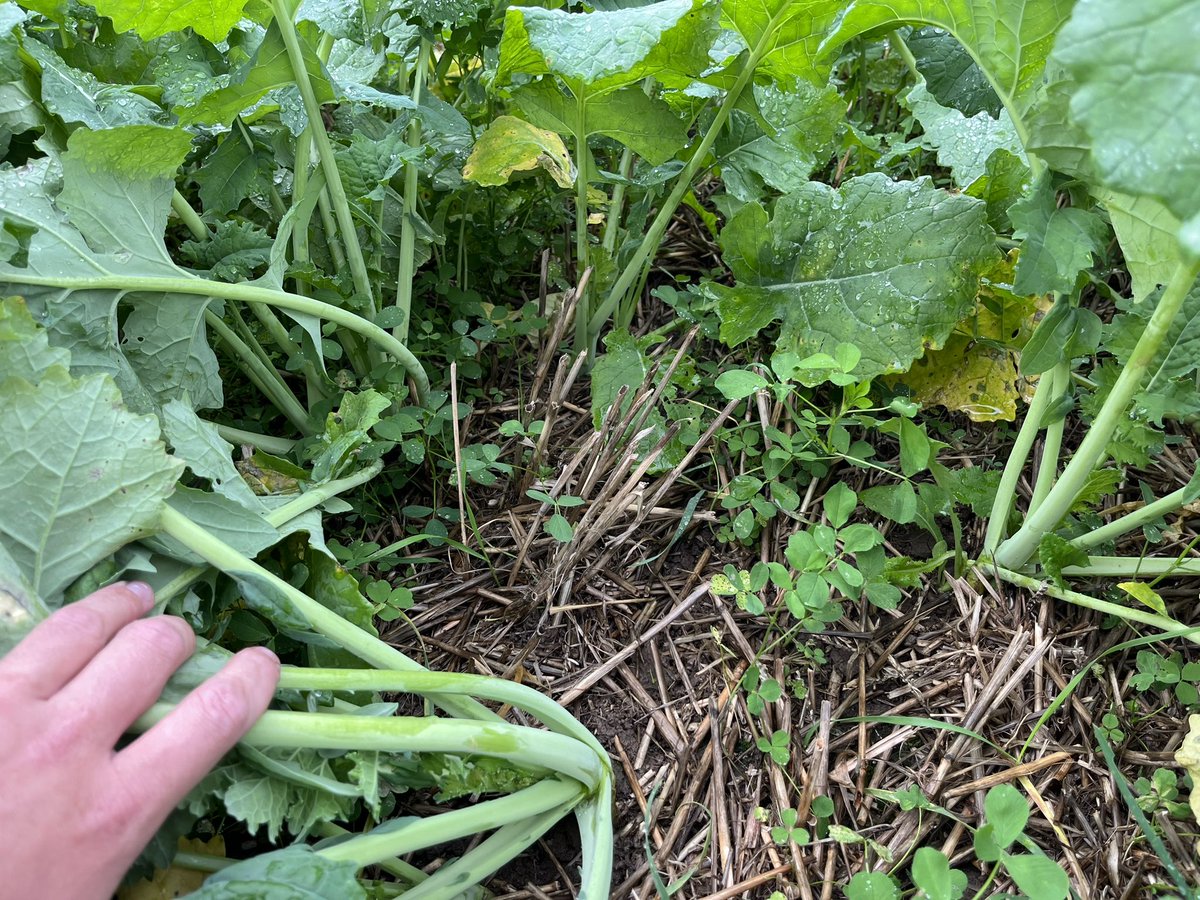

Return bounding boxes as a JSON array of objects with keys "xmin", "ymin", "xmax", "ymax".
[
  {"xmin": 113, "ymin": 647, "xmax": 279, "ymax": 826},
  {"xmin": 0, "ymin": 582, "xmax": 156, "ymax": 698},
  {"xmin": 54, "ymin": 615, "xmax": 195, "ymax": 745}
]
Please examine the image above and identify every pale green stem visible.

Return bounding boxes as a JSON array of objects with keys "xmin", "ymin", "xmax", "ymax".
[
  {"xmin": 996, "ymin": 259, "xmax": 1200, "ymax": 568},
  {"xmin": 1061, "ymin": 556, "xmax": 1200, "ymax": 577},
  {"xmin": 889, "ymin": 29, "xmax": 920, "ymax": 80},
  {"xmin": 990, "ymin": 565, "xmax": 1200, "ymax": 646},
  {"xmin": 398, "ymin": 803, "xmax": 580, "ymax": 900},
  {"xmin": 589, "ymin": 6, "xmax": 792, "ymax": 340},
  {"xmin": 265, "ymin": 462, "xmax": 383, "ymax": 527},
  {"xmin": 393, "ymin": 37, "xmax": 429, "ymax": 343},
  {"xmin": 5, "ymin": 273, "xmax": 429, "ymax": 402},
  {"xmin": 270, "ymin": 0, "xmax": 374, "ymax": 311},
  {"xmin": 225, "ymin": 301, "xmax": 279, "ymax": 375},
  {"xmin": 574, "ymin": 93, "xmax": 591, "ymax": 353},
  {"xmin": 153, "ymin": 464, "xmax": 382, "ymax": 609},
  {"xmin": 204, "ymin": 310, "xmax": 311, "ymax": 432},
  {"xmin": 1028, "ymin": 362, "xmax": 1068, "ymax": 515},
  {"xmin": 318, "ymin": 779, "xmax": 583, "ymax": 866},
  {"xmin": 171, "ymin": 189, "xmax": 207, "ymax": 241},
  {"xmin": 602, "ymin": 148, "xmax": 633, "ymax": 256},
  {"xmin": 212, "ymin": 424, "xmax": 296, "ymax": 456},
  {"xmin": 131, "ymin": 703, "xmax": 601, "ymax": 787},
  {"xmin": 172, "ymin": 852, "xmax": 232, "ymax": 873},
  {"xmin": 1069, "ymin": 484, "xmax": 1196, "ymax": 553},
  {"xmin": 982, "ymin": 364, "xmax": 1058, "ymax": 553},
  {"xmin": 315, "ymin": 823, "xmax": 428, "ymax": 884},
  {"xmin": 157, "ymin": 507, "xmax": 493, "ymax": 721},
  {"xmin": 315, "ymin": 173, "xmax": 349, "ymax": 272}
]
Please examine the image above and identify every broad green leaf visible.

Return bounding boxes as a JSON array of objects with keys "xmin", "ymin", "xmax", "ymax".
[
  {"xmin": 722, "ymin": 0, "xmax": 840, "ymax": 84},
  {"xmin": 861, "ymin": 482, "xmax": 919, "ymax": 524},
  {"xmin": 179, "ymin": 22, "xmax": 334, "ymax": 127},
  {"xmin": 1001, "ymin": 853, "xmax": 1069, "ymax": 900},
  {"xmin": 1094, "ymin": 190, "xmax": 1184, "ymax": 303},
  {"xmin": 907, "ymin": 25, "xmax": 1002, "ymax": 118},
  {"xmin": 496, "ymin": 0, "xmax": 718, "ymax": 96},
  {"xmin": 464, "ymin": 115, "xmax": 574, "ymax": 189},
  {"xmin": 337, "ymin": 129, "xmax": 421, "ymax": 200},
  {"xmin": 24, "ymin": 40, "xmax": 164, "ymax": 129},
  {"xmin": 1024, "ymin": 71, "xmax": 1091, "ymax": 178},
  {"xmin": 845, "ymin": 871, "xmax": 899, "ymax": 900},
  {"xmin": 0, "ymin": 368, "xmax": 181, "ymax": 599},
  {"xmin": 509, "ymin": 75, "xmax": 691, "ymax": 165},
  {"xmin": 180, "ymin": 221, "xmax": 274, "ymax": 281},
  {"xmin": 822, "ymin": 0, "xmax": 1076, "ymax": 115},
  {"xmin": 716, "ymin": 78, "xmax": 843, "ymax": 202},
  {"xmin": 0, "ymin": 296, "xmax": 70, "ymax": 382},
  {"xmin": 1053, "ymin": 0, "xmax": 1200, "ymax": 227},
  {"xmin": 0, "ymin": 541, "xmax": 43, "ymax": 655},
  {"xmin": 195, "ymin": 133, "xmax": 275, "ymax": 216},
  {"xmin": 966, "ymin": 148, "xmax": 1031, "ymax": 231},
  {"xmin": 904, "ymin": 79, "xmax": 1027, "ymax": 189},
  {"xmin": 400, "ymin": 0, "xmax": 491, "ymax": 28},
  {"xmin": 155, "ymin": 486, "xmax": 280, "ymax": 561},
  {"xmin": 823, "ymin": 482, "xmax": 857, "ymax": 528},
  {"xmin": 1010, "ymin": 173, "xmax": 1108, "ymax": 296},
  {"xmin": 711, "ymin": 174, "xmax": 996, "ymax": 382},
  {"xmin": 89, "ymin": 0, "xmax": 251, "ymax": 42}
]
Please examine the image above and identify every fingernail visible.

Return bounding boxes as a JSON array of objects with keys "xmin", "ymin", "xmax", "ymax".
[
  {"xmin": 126, "ymin": 581, "xmax": 155, "ymax": 611},
  {"xmin": 247, "ymin": 646, "xmax": 280, "ymax": 668}
]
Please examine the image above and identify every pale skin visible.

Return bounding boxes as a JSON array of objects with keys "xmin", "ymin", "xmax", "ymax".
[{"xmin": 0, "ymin": 581, "xmax": 280, "ymax": 900}]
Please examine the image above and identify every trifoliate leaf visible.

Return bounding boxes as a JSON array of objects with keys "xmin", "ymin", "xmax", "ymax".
[
  {"xmin": 1010, "ymin": 173, "xmax": 1108, "ymax": 296},
  {"xmin": 464, "ymin": 115, "xmax": 574, "ymax": 189},
  {"xmin": 711, "ymin": 173, "xmax": 996, "ymax": 382},
  {"xmin": 1054, "ymin": 0, "xmax": 1200, "ymax": 225},
  {"xmin": 0, "ymin": 368, "xmax": 182, "ymax": 600}
]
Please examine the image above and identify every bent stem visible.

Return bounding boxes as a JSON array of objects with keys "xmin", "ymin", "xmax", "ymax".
[
  {"xmin": 157, "ymin": 507, "xmax": 491, "ymax": 720},
  {"xmin": 1070, "ymin": 481, "xmax": 1198, "ymax": 553},
  {"xmin": 989, "ymin": 565, "xmax": 1200, "ymax": 646},
  {"xmin": 4, "ymin": 273, "xmax": 430, "ymax": 402},
  {"xmin": 171, "ymin": 189, "xmax": 207, "ymax": 241},
  {"xmin": 211, "ymin": 424, "xmax": 296, "ymax": 456},
  {"xmin": 995, "ymin": 259, "xmax": 1200, "ymax": 568}
]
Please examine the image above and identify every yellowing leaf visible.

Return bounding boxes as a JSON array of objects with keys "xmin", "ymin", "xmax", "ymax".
[
  {"xmin": 1117, "ymin": 581, "xmax": 1167, "ymax": 615},
  {"xmin": 118, "ymin": 835, "xmax": 227, "ymax": 900},
  {"xmin": 1174, "ymin": 714, "xmax": 1200, "ymax": 828},
  {"xmin": 463, "ymin": 115, "xmax": 573, "ymax": 188},
  {"xmin": 894, "ymin": 255, "xmax": 1043, "ymax": 421}
]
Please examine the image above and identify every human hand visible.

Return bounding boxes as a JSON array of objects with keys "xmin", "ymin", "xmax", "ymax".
[{"xmin": 0, "ymin": 581, "xmax": 280, "ymax": 900}]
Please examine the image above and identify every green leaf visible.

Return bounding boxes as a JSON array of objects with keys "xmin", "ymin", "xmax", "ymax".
[
  {"xmin": 711, "ymin": 174, "xmax": 996, "ymax": 382},
  {"xmin": 180, "ymin": 221, "xmax": 274, "ymax": 281},
  {"xmin": 1105, "ymin": 284, "xmax": 1200, "ymax": 390},
  {"xmin": 24, "ymin": 40, "xmax": 164, "ymax": 130},
  {"xmin": 90, "ymin": 0, "xmax": 251, "ymax": 41},
  {"xmin": 899, "ymin": 417, "xmax": 931, "ymax": 476},
  {"xmin": 907, "ymin": 26, "xmax": 1002, "ymax": 118},
  {"xmin": 195, "ymin": 133, "xmax": 275, "ymax": 216},
  {"xmin": 337, "ymin": 128, "xmax": 421, "ymax": 201},
  {"xmin": 845, "ymin": 871, "xmax": 899, "ymax": 900},
  {"xmin": 1038, "ymin": 533, "xmax": 1089, "ymax": 587},
  {"xmin": 1118, "ymin": 581, "xmax": 1168, "ymax": 616},
  {"xmin": 910, "ymin": 847, "xmax": 967, "ymax": 900},
  {"xmin": 0, "ymin": 368, "xmax": 181, "ymax": 600},
  {"xmin": 1053, "ymin": 0, "xmax": 1200, "ymax": 227},
  {"xmin": 1001, "ymin": 853, "xmax": 1069, "ymax": 900},
  {"xmin": 714, "ymin": 368, "xmax": 769, "ymax": 399},
  {"xmin": 823, "ymin": 482, "xmax": 857, "ymax": 529},
  {"xmin": 716, "ymin": 78, "xmax": 844, "ymax": 202},
  {"xmin": 0, "ymin": 296, "xmax": 70, "ymax": 382},
  {"xmin": 860, "ymin": 482, "xmax": 919, "ymax": 525},
  {"xmin": 722, "ymin": 0, "xmax": 839, "ymax": 84},
  {"xmin": 180, "ymin": 22, "xmax": 334, "ymax": 127},
  {"xmin": 546, "ymin": 513, "xmax": 574, "ymax": 542},
  {"xmin": 496, "ymin": 0, "xmax": 718, "ymax": 96},
  {"xmin": 162, "ymin": 400, "xmax": 264, "ymax": 510},
  {"xmin": 983, "ymin": 784, "xmax": 1029, "ymax": 849},
  {"xmin": 401, "ymin": 0, "xmax": 492, "ymax": 28},
  {"xmin": 822, "ymin": 0, "xmax": 1076, "ymax": 114},
  {"xmin": 1094, "ymin": 190, "xmax": 1183, "ymax": 303},
  {"xmin": 464, "ymin": 115, "xmax": 574, "ymax": 189},
  {"xmin": 904, "ymin": 79, "xmax": 1027, "ymax": 189},
  {"xmin": 1010, "ymin": 174, "xmax": 1108, "ymax": 296}
]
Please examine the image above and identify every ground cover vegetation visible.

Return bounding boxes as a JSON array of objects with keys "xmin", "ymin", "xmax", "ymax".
[{"xmin": 1, "ymin": 0, "xmax": 1200, "ymax": 895}]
